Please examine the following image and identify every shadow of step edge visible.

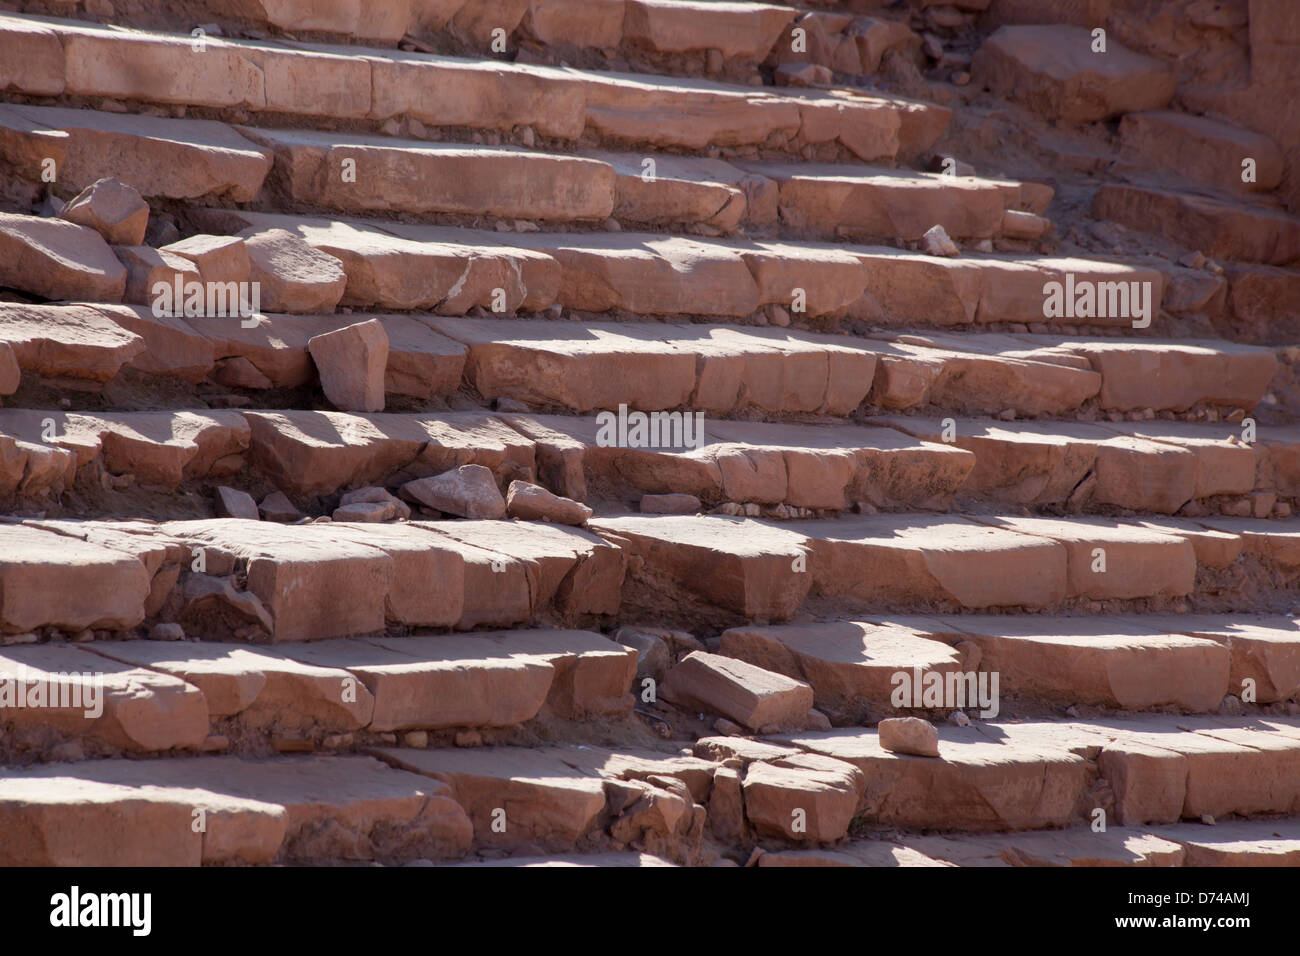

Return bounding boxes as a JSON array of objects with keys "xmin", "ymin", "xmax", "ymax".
[
  {"xmin": 0, "ymin": 12, "xmax": 947, "ymax": 162},
  {"xmin": 0, "ymin": 628, "xmax": 636, "ymax": 762},
  {"xmin": 0, "ymin": 754, "xmax": 474, "ymax": 865}
]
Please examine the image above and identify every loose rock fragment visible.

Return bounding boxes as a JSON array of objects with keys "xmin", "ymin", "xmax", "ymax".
[
  {"xmin": 61, "ymin": 178, "xmax": 150, "ymax": 246},
  {"xmin": 506, "ymin": 480, "xmax": 592, "ymax": 526},
  {"xmin": 878, "ymin": 716, "xmax": 941, "ymax": 757},
  {"xmin": 402, "ymin": 464, "xmax": 506, "ymax": 519}
]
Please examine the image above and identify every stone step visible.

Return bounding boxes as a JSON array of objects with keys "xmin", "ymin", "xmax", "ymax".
[
  {"xmin": 0, "ymin": 303, "xmax": 470, "ymax": 394},
  {"xmin": 0, "ymin": 402, "xmax": 977, "ymax": 514},
  {"xmin": 876, "ymin": 415, "xmax": 1275, "ymax": 514},
  {"xmin": 0, "ymin": 103, "xmax": 273, "ymax": 202},
  {"xmin": 1109, "ymin": 614, "xmax": 1300, "ymax": 705},
  {"xmin": 765, "ymin": 715, "xmax": 1300, "ymax": 832},
  {"xmin": 971, "ymin": 24, "xmax": 1176, "ymax": 124},
  {"xmin": 209, "ymin": 209, "xmax": 879, "ymax": 318},
  {"xmin": 0, "ymin": 340, "xmax": 1279, "ymax": 515},
  {"xmin": 426, "ymin": 316, "xmax": 880, "ymax": 413},
  {"xmin": 592, "ymin": 510, "xmax": 1300, "ymax": 624},
  {"xmin": 425, "ymin": 0, "xmax": 800, "ymax": 74},
  {"xmin": 1144, "ymin": 819, "xmax": 1300, "ymax": 866},
  {"xmin": 0, "ymin": 640, "xmax": 210, "ymax": 757},
  {"xmin": 241, "ymin": 125, "xmax": 617, "ymax": 223},
  {"xmin": 191, "ymin": 209, "xmax": 1189, "ymax": 329},
  {"xmin": 717, "ymin": 620, "xmax": 966, "ymax": 722},
  {"xmin": 591, "ymin": 512, "xmax": 1187, "ymax": 624},
  {"xmin": 7, "ymin": 722, "xmax": 1295, "ymax": 864},
  {"xmin": 0, "ymin": 517, "xmax": 625, "ymax": 640},
  {"xmin": 737, "ymin": 160, "xmax": 1049, "ymax": 241},
  {"xmin": 0, "ymin": 753, "xmax": 474, "ymax": 865},
  {"xmin": 897, "ymin": 614, "xmax": 1231, "ymax": 714},
  {"xmin": 0, "ymin": 302, "xmax": 144, "ymax": 390},
  {"xmin": 234, "ymin": 127, "xmax": 1044, "ymax": 238},
  {"xmin": 371, "ymin": 742, "xmax": 716, "ymax": 858},
  {"xmin": 0, "ymin": 522, "xmax": 159, "ymax": 636},
  {"xmin": 718, "ymin": 614, "xmax": 1257, "ymax": 716},
  {"xmin": 1, "ymin": 12, "xmax": 947, "ymax": 163},
  {"xmin": 37, "ymin": 0, "xmax": 921, "ymax": 89},
  {"xmin": 1196, "ymin": 516, "xmax": 1300, "ymax": 570},
  {"xmin": 167, "ymin": 517, "xmax": 625, "ymax": 638},
  {"xmin": 241, "ymin": 409, "xmax": 532, "ymax": 497},
  {"xmin": 1119, "ymin": 111, "xmax": 1284, "ymax": 198},
  {"xmin": 788, "ymin": 818, "xmax": 1300, "ymax": 866},
  {"xmin": 901, "ymin": 827, "xmax": 1186, "ymax": 867},
  {"xmin": 0, "ymin": 408, "xmax": 249, "ymax": 494},
  {"xmin": 883, "ymin": 331, "xmax": 1278, "ymax": 413},
  {"xmin": 427, "ymin": 316, "xmax": 1131, "ymax": 417},
  {"xmin": 776, "ymin": 829, "xmax": 1182, "ymax": 867},
  {"xmin": 8, "ymin": 628, "xmax": 630, "ymax": 757},
  {"xmin": 506, "ymin": 413, "xmax": 974, "ymax": 511},
  {"xmin": 0, "ymin": 211, "xmax": 128, "ymax": 305},
  {"xmin": 579, "ymin": 148, "xmax": 768, "ymax": 231},
  {"xmin": 1224, "ymin": 262, "xmax": 1300, "ymax": 344},
  {"xmin": 184, "ymin": 212, "xmax": 562, "ymax": 315},
  {"xmin": 1092, "ymin": 184, "xmax": 1300, "ymax": 267},
  {"xmin": 853, "ymin": 250, "xmax": 1178, "ymax": 327}
]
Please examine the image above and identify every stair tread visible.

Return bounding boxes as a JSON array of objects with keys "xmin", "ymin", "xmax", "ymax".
[
  {"xmin": 1093, "ymin": 183, "xmax": 1300, "ymax": 266},
  {"xmin": 720, "ymin": 613, "xmax": 1290, "ymax": 714},
  {"xmin": 764, "ymin": 714, "xmax": 1300, "ymax": 830},
  {"xmin": 204, "ymin": 206, "xmax": 1181, "ymax": 325},
  {"xmin": 0, "ymin": 752, "xmax": 473, "ymax": 865},
  {"xmin": 0, "ymin": 11, "xmax": 947, "ymax": 161},
  {"xmin": 590, "ymin": 510, "xmax": 1300, "ymax": 619}
]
